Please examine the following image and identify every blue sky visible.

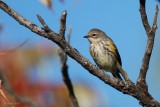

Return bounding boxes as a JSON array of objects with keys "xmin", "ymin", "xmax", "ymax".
[{"xmin": 0, "ymin": 0, "xmax": 160, "ymax": 107}]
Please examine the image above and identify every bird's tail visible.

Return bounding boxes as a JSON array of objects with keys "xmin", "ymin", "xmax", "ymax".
[
  {"xmin": 112, "ymin": 69, "xmax": 122, "ymax": 80},
  {"xmin": 116, "ymin": 62, "xmax": 130, "ymax": 81}
]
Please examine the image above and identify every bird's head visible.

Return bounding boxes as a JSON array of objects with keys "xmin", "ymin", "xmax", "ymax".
[{"xmin": 84, "ymin": 29, "xmax": 106, "ymax": 44}]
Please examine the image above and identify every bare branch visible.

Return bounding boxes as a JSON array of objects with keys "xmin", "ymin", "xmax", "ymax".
[
  {"xmin": 67, "ymin": 26, "xmax": 72, "ymax": 44},
  {"xmin": 139, "ymin": 0, "xmax": 151, "ymax": 34},
  {"xmin": 58, "ymin": 49, "xmax": 79, "ymax": 107},
  {"xmin": 59, "ymin": 10, "xmax": 67, "ymax": 39},
  {"xmin": 152, "ymin": 5, "xmax": 159, "ymax": 32},
  {"xmin": 37, "ymin": 14, "xmax": 52, "ymax": 32},
  {"xmin": 136, "ymin": 2, "xmax": 159, "ymax": 106},
  {"xmin": 58, "ymin": 11, "xmax": 79, "ymax": 107},
  {"xmin": 138, "ymin": 2, "xmax": 159, "ymax": 83}
]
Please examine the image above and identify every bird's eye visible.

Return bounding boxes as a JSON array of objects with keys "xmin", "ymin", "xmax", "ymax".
[{"xmin": 92, "ymin": 34, "xmax": 96, "ymax": 37}]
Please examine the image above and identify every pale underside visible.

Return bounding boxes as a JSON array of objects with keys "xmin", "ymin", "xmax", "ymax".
[{"xmin": 90, "ymin": 41, "xmax": 117, "ymax": 72}]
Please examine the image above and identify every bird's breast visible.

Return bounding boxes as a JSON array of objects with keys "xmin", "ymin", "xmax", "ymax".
[{"xmin": 90, "ymin": 43, "xmax": 116, "ymax": 71}]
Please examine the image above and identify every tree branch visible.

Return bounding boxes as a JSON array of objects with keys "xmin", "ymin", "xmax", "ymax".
[
  {"xmin": 139, "ymin": 0, "xmax": 151, "ymax": 34},
  {"xmin": 0, "ymin": 1, "xmax": 160, "ymax": 106},
  {"xmin": 58, "ymin": 11, "xmax": 79, "ymax": 107},
  {"xmin": 59, "ymin": 10, "xmax": 67, "ymax": 39},
  {"xmin": 152, "ymin": 5, "xmax": 159, "ymax": 32},
  {"xmin": 138, "ymin": 0, "xmax": 159, "ymax": 83},
  {"xmin": 67, "ymin": 26, "xmax": 72, "ymax": 44}
]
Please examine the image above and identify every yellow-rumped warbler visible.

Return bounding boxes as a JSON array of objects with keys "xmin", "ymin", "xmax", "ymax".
[{"xmin": 84, "ymin": 29, "xmax": 122, "ymax": 80}]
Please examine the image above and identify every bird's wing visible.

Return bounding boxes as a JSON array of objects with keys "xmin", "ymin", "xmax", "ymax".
[
  {"xmin": 116, "ymin": 48, "xmax": 122, "ymax": 66},
  {"xmin": 108, "ymin": 40, "xmax": 122, "ymax": 66}
]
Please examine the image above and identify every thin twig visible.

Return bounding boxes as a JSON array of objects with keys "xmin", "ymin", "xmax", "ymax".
[
  {"xmin": 58, "ymin": 49, "xmax": 79, "ymax": 107},
  {"xmin": 139, "ymin": 0, "xmax": 151, "ymax": 34},
  {"xmin": 38, "ymin": 14, "xmax": 79, "ymax": 107},
  {"xmin": 67, "ymin": 26, "xmax": 72, "ymax": 44},
  {"xmin": 59, "ymin": 10, "xmax": 67, "ymax": 39},
  {"xmin": 58, "ymin": 11, "xmax": 79, "ymax": 107},
  {"xmin": 152, "ymin": 5, "xmax": 159, "ymax": 32},
  {"xmin": 37, "ymin": 15, "xmax": 52, "ymax": 32}
]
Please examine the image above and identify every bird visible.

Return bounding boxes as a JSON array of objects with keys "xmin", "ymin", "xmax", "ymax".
[{"xmin": 84, "ymin": 28, "xmax": 122, "ymax": 80}]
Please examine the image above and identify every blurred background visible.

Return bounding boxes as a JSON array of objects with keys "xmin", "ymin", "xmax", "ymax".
[{"xmin": 0, "ymin": 0, "xmax": 160, "ymax": 107}]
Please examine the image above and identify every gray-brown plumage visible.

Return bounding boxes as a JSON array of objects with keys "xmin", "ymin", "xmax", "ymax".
[{"xmin": 84, "ymin": 29, "xmax": 122, "ymax": 80}]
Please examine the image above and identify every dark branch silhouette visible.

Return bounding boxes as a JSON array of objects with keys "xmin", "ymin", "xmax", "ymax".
[{"xmin": 58, "ymin": 11, "xmax": 79, "ymax": 107}]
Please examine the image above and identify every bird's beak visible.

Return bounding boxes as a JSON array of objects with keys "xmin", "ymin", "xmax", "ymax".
[{"xmin": 83, "ymin": 35, "xmax": 91, "ymax": 38}]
